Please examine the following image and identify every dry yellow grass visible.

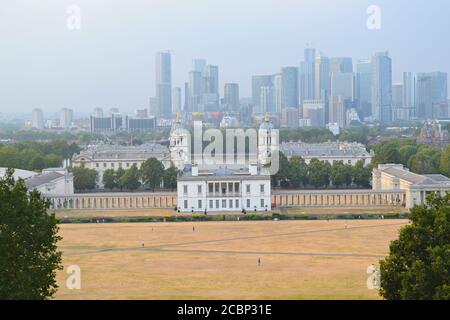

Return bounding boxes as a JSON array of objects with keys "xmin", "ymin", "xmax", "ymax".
[{"xmin": 56, "ymin": 220, "xmax": 407, "ymax": 300}]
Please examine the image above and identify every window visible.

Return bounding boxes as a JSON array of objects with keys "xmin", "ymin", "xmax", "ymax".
[
  {"xmin": 215, "ymin": 183, "xmax": 220, "ymax": 193},
  {"xmin": 229, "ymin": 200, "xmax": 233, "ymax": 208},
  {"xmin": 348, "ymin": 160, "xmax": 352, "ymax": 164},
  {"xmin": 246, "ymin": 199, "xmax": 251, "ymax": 208},
  {"xmin": 234, "ymin": 183, "xmax": 240, "ymax": 193},
  {"xmin": 216, "ymin": 200, "xmax": 220, "ymax": 209},
  {"xmin": 228, "ymin": 183, "xmax": 233, "ymax": 193},
  {"xmin": 246, "ymin": 184, "xmax": 251, "ymax": 194},
  {"xmin": 184, "ymin": 200, "xmax": 188, "ymax": 209},
  {"xmin": 126, "ymin": 163, "xmax": 130, "ymax": 167},
  {"xmin": 209, "ymin": 183, "xmax": 214, "ymax": 193},
  {"xmin": 111, "ymin": 163, "xmax": 115, "ymax": 168},
  {"xmin": 96, "ymin": 163, "xmax": 99, "ymax": 168},
  {"xmin": 209, "ymin": 200, "xmax": 213, "ymax": 209},
  {"xmin": 183, "ymin": 185, "xmax": 188, "ymax": 195},
  {"xmin": 235, "ymin": 199, "xmax": 239, "ymax": 208},
  {"xmin": 103, "ymin": 163, "xmax": 107, "ymax": 168},
  {"xmin": 222, "ymin": 200, "xmax": 226, "ymax": 208},
  {"xmin": 260, "ymin": 199, "xmax": 265, "ymax": 208},
  {"xmin": 260, "ymin": 184, "xmax": 265, "ymax": 193},
  {"xmin": 198, "ymin": 200, "xmax": 202, "ymax": 209},
  {"xmin": 198, "ymin": 185, "xmax": 202, "ymax": 194}
]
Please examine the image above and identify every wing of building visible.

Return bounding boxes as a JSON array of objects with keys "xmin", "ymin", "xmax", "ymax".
[
  {"xmin": 373, "ymin": 164, "xmax": 450, "ymax": 208},
  {"xmin": 280, "ymin": 141, "xmax": 373, "ymax": 166},
  {"xmin": 72, "ymin": 144, "xmax": 172, "ymax": 188}
]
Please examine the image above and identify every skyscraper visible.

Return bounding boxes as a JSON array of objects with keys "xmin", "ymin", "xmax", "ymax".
[
  {"xmin": 252, "ymin": 75, "xmax": 273, "ymax": 113},
  {"xmin": 403, "ymin": 72, "xmax": 415, "ymax": 119},
  {"xmin": 391, "ymin": 83, "xmax": 404, "ymax": 122},
  {"xmin": 330, "ymin": 57, "xmax": 353, "ymax": 74},
  {"xmin": 260, "ymin": 86, "xmax": 275, "ymax": 113},
  {"xmin": 31, "ymin": 108, "xmax": 44, "ymax": 129},
  {"xmin": 172, "ymin": 87, "xmax": 182, "ymax": 114},
  {"xmin": 415, "ymin": 72, "xmax": 448, "ymax": 119},
  {"xmin": 59, "ymin": 108, "xmax": 73, "ymax": 130},
  {"xmin": 281, "ymin": 67, "xmax": 299, "ymax": 109},
  {"xmin": 330, "ymin": 72, "xmax": 354, "ymax": 100},
  {"xmin": 224, "ymin": 83, "xmax": 240, "ymax": 112},
  {"xmin": 273, "ymin": 74, "xmax": 283, "ymax": 113},
  {"xmin": 371, "ymin": 52, "xmax": 392, "ymax": 124},
  {"xmin": 328, "ymin": 96, "xmax": 346, "ymax": 128},
  {"xmin": 155, "ymin": 51, "xmax": 172, "ymax": 117},
  {"xmin": 300, "ymin": 48, "xmax": 316, "ymax": 104},
  {"xmin": 315, "ymin": 53, "xmax": 330, "ymax": 100},
  {"xmin": 356, "ymin": 60, "xmax": 372, "ymax": 118}
]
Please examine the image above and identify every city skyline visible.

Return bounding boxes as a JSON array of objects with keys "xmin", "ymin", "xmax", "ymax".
[{"xmin": 1, "ymin": 0, "xmax": 450, "ymax": 113}]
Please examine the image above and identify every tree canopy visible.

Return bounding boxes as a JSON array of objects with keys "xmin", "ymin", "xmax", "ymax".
[
  {"xmin": 380, "ymin": 193, "xmax": 450, "ymax": 300},
  {"xmin": 0, "ymin": 169, "xmax": 62, "ymax": 300}
]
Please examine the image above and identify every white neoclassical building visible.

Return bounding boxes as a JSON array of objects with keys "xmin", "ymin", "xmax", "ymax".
[
  {"xmin": 177, "ymin": 163, "xmax": 271, "ymax": 213},
  {"xmin": 373, "ymin": 164, "xmax": 450, "ymax": 208}
]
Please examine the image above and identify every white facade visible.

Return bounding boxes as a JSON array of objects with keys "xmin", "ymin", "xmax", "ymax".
[
  {"xmin": 177, "ymin": 164, "xmax": 271, "ymax": 213},
  {"xmin": 169, "ymin": 117, "xmax": 190, "ymax": 170},
  {"xmin": 258, "ymin": 115, "xmax": 279, "ymax": 166},
  {"xmin": 25, "ymin": 168, "xmax": 74, "ymax": 196}
]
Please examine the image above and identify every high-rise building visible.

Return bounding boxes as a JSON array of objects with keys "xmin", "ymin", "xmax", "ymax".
[
  {"xmin": 331, "ymin": 72, "xmax": 354, "ymax": 100},
  {"xmin": 260, "ymin": 86, "xmax": 275, "ymax": 113},
  {"xmin": 300, "ymin": 48, "xmax": 316, "ymax": 104},
  {"xmin": 328, "ymin": 96, "xmax": 347, "ymax": 128},
  {"xmin": 281, "ymin": 67, "xmax": 299, "ymax": 110},
  {"xmin": 252, "ymin": 75, "xmax": 273, "ymax": 113},
  {"xmin": 371, "ymin": 52, "xmax": 392, "ymax": 124},
  {"xmin": 224, "ymin": 83, "xmax": 240, "ymax": 112},
  {"xmin": 172, "ymin": 87, "xmax": 182, "ymax": 114},
  {"xmin": 59, "ymin": 108, "xmax": 73, "ymax": 130},
  {"xmin": 330, "ymin": 57, "xmax": 353, "ymax": 74},
  {"xmin": 302, "ymin": 100, "xmax": 325, "ymax": 127},
  {"xmin": 315, "ymin": 53, "xmax": 330, "ymax": 100},
  {"xmin": 155, "ymin": 51, "xmax": 172, "ymax": 117},
  {"xmin": 403, "ymin": 72, "xmax": 415, "ymax": 119},
  {"xmin": 192, "ymin": 59, "xmax": 206, "ymax": 73},
  {"xmin": 93, "ymin": 108, "xmax": 104, "ymax": 118},
  {"xmin": 273, "ymin": 74, "xmax": 283, "ymax": 113},
  {"xmin": 31, "ymin": 108, "xmax": 44, "ymax": 129},
  {"xmin": 416, "ymin": 72, "xmax": 448, "ymax": 119},
  {"xmin": 356, "ymin": 60, "xmax": 373, "ymax": 118},
  {"xmin": 188, "ymin": 70, "xmax": 202, "ymax": 112},
  {"xmin": 135, "ymin": 109, "xmax": 149, "ymax": 119},
  {"xmin": 391, "ymin": 83, "xmax": 405, "ymax": 122}
]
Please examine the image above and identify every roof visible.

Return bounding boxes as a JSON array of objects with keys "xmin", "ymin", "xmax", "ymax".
[
  {"xmin": 280, "ymin": 141, "xmax": 371, "ymax": 158},
  {"xmin": 25, "ymin": 172, "xmax": 64, "ymax": 188},
  {"xmin": 179, "ymin": 165, "xmax": 270, "ymax": 181},
  {"xmin": 0, "ymin": 167, "xmax": 37, "ymax": 181},
  {"xmin": 73, "ymin": 143, "xmax": 170, "ymax": 161},
  {"xmin": 381, "ymin": 166, "xmax": 450, "ymax": 187}
]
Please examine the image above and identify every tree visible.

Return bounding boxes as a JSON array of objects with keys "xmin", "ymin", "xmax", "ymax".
[
  {"xmin": 163, "ymin": 166, "xmax": 179, "ymax": 190},
  {"xmin": 380, "ymin": 193, "xmax": 450, "ymax": 300},
  {"xmin": 289, "ymin": 156, "xmax": 308, "ymax": 188},
  {"xmin": 102, "ymin": 169, "xmax": 117, "ymax": 190},
  {"xmin": 0, "ymin": 169, "xmax": 62, "ymax": 299},
  {"xmin": 115, "ymin": 167, "xmax": 126, "ymax": 191},
  {"xmin": 119, "ymin": 164, "xmax": 141, "ymax": 191},
  {"xmin": 141, "ymin": 158, "xmax": 164, "ymax": 191},
  {"xmin": 331, "ymin": 161, "xmax": 352, "ymax": 188},
  {"xmin": 408, "ymin": 147, "xmax": 441, "ymax": 174},
  {"xmin": 72, "ymin": 167, "xmax": 98, "ymax": 191},
  {"xmin": 271, "ymin": 152, "xmax": 290, "ymax": 188},
  {"xmin": 439, "ymin": 145, "xmax": 450, "ymax": 177},
  {"xmin": 308, "ymin": 159, "xmax": 331, "ymax": 189},
  {"xmin": 398, "ymin": 145, "xmax": 418, "ymax": 167},
  {"xmin": 353, "ymin": 160, "xmax": 371, "ymax": 188}
]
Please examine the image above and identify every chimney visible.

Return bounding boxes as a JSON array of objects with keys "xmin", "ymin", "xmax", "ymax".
[
  {"xmin": 192, "ymin": 163, "xmax": 199, "ymax": 177},
  {"xmin": 249, "ymin": 163, "xmax": 258, "ymax": 176}
]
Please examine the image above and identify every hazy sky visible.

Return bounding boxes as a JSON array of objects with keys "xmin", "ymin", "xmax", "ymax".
[{"xmin": 1, "ymin": 0, "xmax": 449, "ymax": 114}]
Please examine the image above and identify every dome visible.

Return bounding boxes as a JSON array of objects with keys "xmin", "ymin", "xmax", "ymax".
[{"xmin": 259, "ymin": 114, "xmax": 274, "ymax": 131}]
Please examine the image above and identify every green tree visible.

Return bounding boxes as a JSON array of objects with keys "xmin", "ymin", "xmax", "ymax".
[
  {"xmin": 115, "ymin": 167, "xmax": 126, "ymax": 191},
  {"xmin": 398, "ymin": 145, "xmax": 418, "ymax": 166},
  {"xmin": 331, "ymin": 161, "xmax": 352, "ymax": 188},
  {"xmin": 163, "ymin": 166, "xmax": 179, "ymax": 190},
  {"xmin": 439, "ymin": 145, "xmax": 450, "ymax": 177},
  {"xmin": 72, "ymin": 167, "xmax": 98, "ymax": 191},
  {"xmin": 271, "ymin": 152, "xmax": 290, "ymax": 188},
  {"xmin": 141, "ymin": 158, "xmax": 164, "ymax": 191},
  {"xmin": 289, "ymin": 156, "xmax": 308, "ymax": 188},
  {"xmin": 102, "ymin": 169, "xmax": 117, "ymax": 190},
  {"xmin": 119, "ymin": 164, "xmax": 141, "ymax": 191},
  {"xmin": 353, "ymin": 160, "xmax": 371, "ymax": 188},
  {"xmin": 308, "ymin": 159, "xmax": 331, "ymax": 189},
  {"xmin": 0, "ymin": 169, "xmax": 62, "ymax": 299},
  {"xmin": 380, "ymin": 193, "xmax": 450, "ymax": 300},
  {"xmin": 408, "ymin": 147, "xmax": 441, "ymax": 174}
]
